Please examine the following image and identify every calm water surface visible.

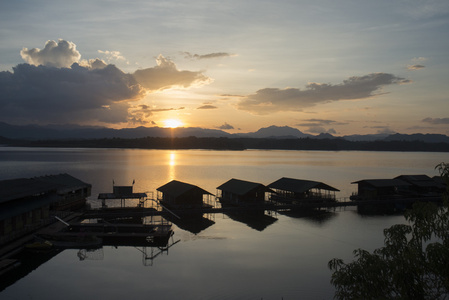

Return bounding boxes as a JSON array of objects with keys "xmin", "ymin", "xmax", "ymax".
[{"xmin": 0, "ymin": 148, "xmax": 446, "ymax": 299}]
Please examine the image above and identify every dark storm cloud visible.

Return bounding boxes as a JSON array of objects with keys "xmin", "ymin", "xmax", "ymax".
[
  {"xmin": 237, "ymin": 73, "xmax": 410, "ymax": 115},
  {"xmin": 1, "ymin": 40, "xmax": 214, "ymax": 125},
  {"xmin": 133, "ymin": 55, "xmax": 211, "ymax": 91},
  {"xmin": 20, "ymin": 39, "xmax": 81, "ymax": 68},
  {"xmin": 422, "ymin": 117, "xmax": 449, "ymax": 124},
  {"xmin": 0, "ymin": 63, "xmax": 144, "ymax": 124},
  {"xmin": 183, "ymin": 52, "xmax": 233, "ymax": 60}
]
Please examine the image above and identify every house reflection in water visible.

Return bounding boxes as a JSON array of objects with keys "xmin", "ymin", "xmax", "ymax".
[
  {"xmin": 157, "ymin": 180, "xmax": 216, "ymax": 234},
  {"xmin": 224, "ymin": 210, "xmax": 278, "ymax": 231},
  {"xmin": 76, "ymin": 234, "xmax": 180, "ymax": 267}
]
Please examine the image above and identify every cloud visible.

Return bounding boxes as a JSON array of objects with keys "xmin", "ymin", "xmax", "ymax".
[
  {"xmin": 296, "ymin": 119, "xmax": 345, "ymax": 135},
  {"xmin": 2, "ymin": 40, "xmax": 218, "ymax": 125},
  {"xmin": 374, "ymin": 127, "xmax": 396, "ymax": 135},
  {"xmin": 306, "ymin": 126, "xmax": 337, "ymax": 134},
  {"xmin": 133, "ymin": 54, "xmax": 212, "ymax": 91},
  {"xmin": 98, "ymin": 50, "xmax": 126, "ymax": 62},
  {"xmin": 128, "ymin": 105, "xmax": 185, "ymax": 124},
  {"xmin": 408, "ymin": 64, "xmax": 425, "ymax": 70},
  {"xmin": 197, "ymin": 104, "xmax": 218, "ymax": 109},
  {"xmin": 297, "ymin": 118, "xmax": 348, "ymax": 127},
  {"xmin": 408, "ymin": 57, "xmax": 427, "ymax": 70},
  {"xmin": 0, "ymin": 63, "xmax": 144, "ymax": 124},
  {"xmin": 422, "ymin": 117, "xmax": 449, "ymax": 124},
  {"xmin": 237, "ymin": 73, "xmax": 410, "ymax": 114},
  {"xmin": 79, "ymin": 58, "xmax": 108, "ymax": 70},
  {"xmin": 20, "ymin": 39, "xmax": 81, "ymax": 68},
  {"xmin": 217, "ymin": 122, "xmax": 234, "ymax": 130},
  {"xmin": 183, "ymin": 52, "xmax": 233, "ymax": 60}
]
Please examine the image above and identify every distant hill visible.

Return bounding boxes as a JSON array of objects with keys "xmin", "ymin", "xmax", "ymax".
[
  {"xmin": 0, "ymin": 122, "xmax": 231, "ymax": 140},
  {"xmin": 0, "ymin": 122, "xmax": 448, "ymax": 144},
  {"xmin": 235, "ymin": 125, "xmax": 313, "ymax": 139},
  {"xmin": 383, "ymin": 133, "xmax": 449, "ymax": 143},
  {"xmin": 341, "ymin": 133, "xmax": 391, "ymax": 142}
]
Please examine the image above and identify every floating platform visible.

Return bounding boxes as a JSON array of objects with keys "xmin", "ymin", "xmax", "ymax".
[{"xmin": 38, "ymin": 222, "xmax": 173, "ymax": 248}]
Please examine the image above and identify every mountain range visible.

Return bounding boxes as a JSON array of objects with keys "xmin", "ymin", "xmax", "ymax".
[{"xmin": 1, "ymin": 122, "xmax": 448, "ymax": 144}]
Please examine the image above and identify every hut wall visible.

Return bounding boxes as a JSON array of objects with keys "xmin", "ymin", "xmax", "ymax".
[
  {"xmin": 175, "ymin": 189, "xmax": 204, "ymax": 205},
  {"xmin": 357, "ymin": 183, "xmax": 398, "ymax": 199}
]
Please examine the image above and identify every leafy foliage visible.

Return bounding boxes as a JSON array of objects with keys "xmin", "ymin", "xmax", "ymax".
[{"xmin": 329, "ymin": 163, "xmax": 449, "ymax": 299}]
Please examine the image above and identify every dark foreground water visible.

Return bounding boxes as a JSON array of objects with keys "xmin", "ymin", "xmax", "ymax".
[{"xmin": 0, "ymin": 148, "xmax": 446, "ymax": 299}]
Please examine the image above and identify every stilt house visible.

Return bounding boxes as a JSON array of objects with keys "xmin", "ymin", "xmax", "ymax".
[
  {"xmin": 0, "ymin": 173, "xmax": 91, "ymax": 245},
  {"xmin": 157, "ymin": 180, "xmax": 213, "ymax": 209},
  {"xmin": 216, "ymin": 178, "xmax": 271, "ymax": 205},
  {"xmin": 351, "ymin": 179, "xmax": 411, "ymax": 200},
  {"xmin": 268, "ymin": 177, "xmax": 339, "ymax": 203},
  {"xmin": 394, "ymin": 175, "xmax": 446, "ymax": 196},
  {"xmin": 98, "ymin": 181, "xmax": 148, "ymax": 208}
]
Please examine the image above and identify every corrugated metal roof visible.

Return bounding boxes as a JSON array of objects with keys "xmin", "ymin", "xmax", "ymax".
[
  {"xmin": 395, "ymin": 175, "xmax": 444, "ymax": 188},
  {"xmin": 157, "ymin": 180, "xmax": 212, "ymax": 198},
  {"xmin": 0, "ymin": 173, "xmax": 91, "ymax": 204},
  {"xmin": 268, "ymin": 177, "xmax": 340, "ymax": 193},
  {"xmin": 0, "ymin": 178, "xmax": 56, "ymax": 204},
  {"xmin": 351, "ymin": 179, "xmax": 411, "ymax": 187},
  {"xmin": 37, "ymin": 173, "xmax": 91, "ymax": 193},
  {"xmin": 216, "ymin": 178, "xmax": 267, "ymax": 195}
]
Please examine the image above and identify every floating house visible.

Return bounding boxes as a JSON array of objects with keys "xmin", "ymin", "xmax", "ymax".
[
  {"xmin": 351, "ymin": 179, "xmax": 411, "ymax": 200},
  {"xmin": 0, "ymin": 174, "xmax": 91, "ymax": 245},
  {"xmin": 394, "ymin": 175, "xmax": 446, "ymax": 196},
  {"xmin": 268, "ymin": 177, "xmax": 339, "ymax": 203},
  {"xmin": 157, "ymin": 180, "xmax": 213, "ymax": 209},
  {"xmin": 98, "ymin": 183, "xmax": 148, "ymax": 208},
  {"xmin": 216, "ymin": 178, "xmax": 271, "ymax": 205}
]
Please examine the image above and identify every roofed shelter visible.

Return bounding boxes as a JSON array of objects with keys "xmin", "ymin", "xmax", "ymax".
[
  {"xmin": 38, "ymin": 173, "xmax": 91, "ymax": 210},
  {"xmin": 157, "ymin": 180, "xmax": 213, "ymax": 209},
  {"xmin": 98, "ymin": 182, "xmax": 148, "ymax": 208},
  {"xmin": 394, "ymin": 175, "xmax": 446, "ymax": 196},
  {"xmin": 268, "ymin": 177, "xmax": 339, "ymax": 203},
  {"xmin": 0, "ymin": 173, "xmax": 91, "ymax": 245},
  {"xmin": 351, "ymin": 179, "xmax": 411, "ymax": 200},
  {"xmin": 216, "ymin": 178, "xmax": 271, "ymax": 205}
]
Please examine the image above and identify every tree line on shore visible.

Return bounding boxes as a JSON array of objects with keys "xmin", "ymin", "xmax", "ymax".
[{"xmin": 2, "ymin": 135, "xmax": 449, "ymax": 152}]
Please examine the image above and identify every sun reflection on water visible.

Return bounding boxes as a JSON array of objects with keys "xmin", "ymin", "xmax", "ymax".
[{"xmin": 168, "ymin": 151, "xmax": 176, "ymax": 181}]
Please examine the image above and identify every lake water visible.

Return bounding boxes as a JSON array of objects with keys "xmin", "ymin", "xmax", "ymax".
[{"xmin": 0, "ymin": 148, "xmax": 446, "ymax": 299}]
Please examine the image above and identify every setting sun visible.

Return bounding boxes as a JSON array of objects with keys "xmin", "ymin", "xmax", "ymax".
[{"xmin": 163, "ymin": 119, "xmax": 183, "ymax": 128}]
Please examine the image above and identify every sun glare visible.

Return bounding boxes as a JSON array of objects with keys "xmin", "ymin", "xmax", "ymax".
[{"xmin": 163, "ymin": 119, "xmax": 183, "ymax": 128}]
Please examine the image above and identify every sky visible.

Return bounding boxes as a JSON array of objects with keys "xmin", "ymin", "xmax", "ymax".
[{"xmin": 0, "ymin": 0, "xmax": 448, "ymax": 136}]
